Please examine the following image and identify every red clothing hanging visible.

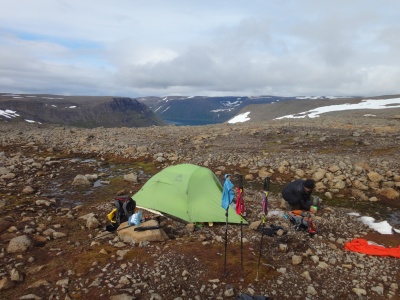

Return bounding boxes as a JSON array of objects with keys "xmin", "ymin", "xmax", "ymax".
[{"xmin": 235, "ymin": 187, "xmax": 245, "ymax": 215}]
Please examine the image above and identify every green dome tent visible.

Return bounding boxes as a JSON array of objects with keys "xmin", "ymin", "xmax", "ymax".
[{"xmin": 132, "ymin": 164, "xmax": 247, "ymax": 224}]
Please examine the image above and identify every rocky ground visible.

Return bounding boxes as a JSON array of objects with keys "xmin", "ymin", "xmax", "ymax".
[{"xmin": 0, "ymin": 114, "xmax": 400, "ymax": 300}]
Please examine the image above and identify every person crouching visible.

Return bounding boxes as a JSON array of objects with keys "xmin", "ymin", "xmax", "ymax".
[{"xmin": 282, "ymin": 179, "xmax": 319, "ymax": 213}]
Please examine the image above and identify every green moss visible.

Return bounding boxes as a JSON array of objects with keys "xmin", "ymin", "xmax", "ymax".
[
  {"xmin": 323, "ymin": 195, "xmax": 395, "ymax": 218},
  {"xmin": 340, "ymin": 140, "xmax": 356, "ymax": 147},
  {"xmin": 318, "ymin": 148, "xmax": 335, "ymax": 154},
  {"xmin": 370, "ymin": 147, "xmax": 398, "ymax": 156}
]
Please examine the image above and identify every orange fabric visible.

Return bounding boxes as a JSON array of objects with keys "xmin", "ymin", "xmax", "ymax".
[{"xmin": 344, "ymin": 238, "xmax": 400, "ymax": 258}]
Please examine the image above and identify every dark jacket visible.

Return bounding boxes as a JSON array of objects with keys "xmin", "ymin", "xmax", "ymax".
[{"xmin": 282, "ymin": 179, "xmax": 312, "ymax": 210}]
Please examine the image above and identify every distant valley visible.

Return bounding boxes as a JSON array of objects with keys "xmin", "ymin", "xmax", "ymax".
[{"xmin": 136, "ymin": 95, "xmax": 297, "ymax": 125}]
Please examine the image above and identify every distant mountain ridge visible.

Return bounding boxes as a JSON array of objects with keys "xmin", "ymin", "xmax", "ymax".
[
  {"xmin": 2, "ymin": 93, "xmax": 399, "ymax": 128},
  {"xmin": 137, "ymin": 95, "xmax": 298, "ymax": 125},
  {"xmin": 137, "ymin": 94, "xmax": 400, "ymax": 125},
  {"xmin": 0, "ymin": 94, "xmax": 164, "ymax": 128}
]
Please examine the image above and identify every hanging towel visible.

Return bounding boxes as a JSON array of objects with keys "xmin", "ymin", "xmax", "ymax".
[{"xmin": 221, "ymin": 175, "xmax": 234, "ymax": 210}]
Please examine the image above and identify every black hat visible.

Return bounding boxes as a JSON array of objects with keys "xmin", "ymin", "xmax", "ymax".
[{"xmin": 303, "ymin": 179, "xmax": 315, "ymax": 189}]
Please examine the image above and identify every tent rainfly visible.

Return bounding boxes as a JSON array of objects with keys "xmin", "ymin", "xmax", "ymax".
[{"xmin": 132, "ymin": 164, "xmax": 247, "ymax": 224}]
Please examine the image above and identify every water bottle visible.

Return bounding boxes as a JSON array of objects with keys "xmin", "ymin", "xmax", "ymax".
[{"xmin": 311, "ymin": 196, "xmax": 320, "ymax": 212}]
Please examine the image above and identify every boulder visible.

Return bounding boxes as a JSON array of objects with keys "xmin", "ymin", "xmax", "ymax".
[
  {"xmin": 352, "ymin": 180, "xmax": 369, "ymax": 191},
  {"xmin": 376, "ymin": 188, "xmax": 400, "ymax": 200},
  {"xmin": 124, "ymin": 173, "xmax": 138, "ymax": 183},
  {"xmin": 328, "ymin": 165, "xmax": 341, "ymax": 173},
  {"xmin": 22, "ymin": 186, "xmax": 35, "ymax": 195},
  {"xmin": 295, "ymin": 169, "xmax": 305, "ymax": 177},
  {"xmin": 313, "ymin": 169, "xmax": 327, "ymax": 181},
  {"xmin": 7, "ymin": 235, "xmax": 32, "ymax": 253},
  {"xmin": 0, "ymin": 276, "xmax": 15, "ymax": 290},
  {"xmin": 72, "ymin": 175, "xmax": 91, "ymax": 186},
  {"xmin": 258, "ymin": 167, "xmax": 272, "ymax": 179},
  {"xmin": 86, "ymin": 216, "xmax": 100, "ymax": 229},
  {"xmin": 351, "ymin": 189, "xmax": 369, "ymax": 201},
  {"xmin": 333, "ymin": 181, "xmax": 346, "ymax": 189},
  {"xmin": 117, "ymin": 220, "xmax": 169, "ymax": 244},
  {"xmin": 367, "ymin": 171, "xmax": 384, "ymax": 183}
]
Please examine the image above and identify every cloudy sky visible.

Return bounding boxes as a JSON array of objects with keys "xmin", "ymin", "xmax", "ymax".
[{"xmin": 1, "ymin": 0, "xmax": 400, "ymax": 97}]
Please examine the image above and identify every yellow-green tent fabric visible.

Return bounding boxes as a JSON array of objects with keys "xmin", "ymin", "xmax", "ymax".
[{"xmin": 132, "ymin": 164, "xmax": 247, "ymax": 224}]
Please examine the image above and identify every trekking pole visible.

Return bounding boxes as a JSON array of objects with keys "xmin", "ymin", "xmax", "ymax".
[
  {"xmin": 223, "ymin": 208, "xmax": 228, "ymax": 277},
  {"xmin": 240, "ymin": 210, "xmax": 244, "ymax": 275},
  {"xmin": 256, "ymin": 177, "xmax": 270, "ymax": 281},
  {"xmin": 234, "ymin": 174, "xmax": 245, "ymax": 277},
  {"xmin": 221, "ymin": 174, "xmax": 234, "ymax": 277}
]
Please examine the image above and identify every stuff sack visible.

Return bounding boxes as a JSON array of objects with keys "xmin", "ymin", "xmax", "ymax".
[
  {"xmin": 128, "ymin": 210, "xmax": 142, "ymax": 226},
  {"xmin": 257, "ymin": 224, "xmax": 287, "ymax": 236}
]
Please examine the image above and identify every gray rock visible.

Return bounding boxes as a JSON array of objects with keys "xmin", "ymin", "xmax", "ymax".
[
  {"xmin": 7, "ymin": 235, "xmax": 32, "ymax": 253},
  {"xmin": 72, "ymin": 174, "xmax": 91, "ymax": 186}
]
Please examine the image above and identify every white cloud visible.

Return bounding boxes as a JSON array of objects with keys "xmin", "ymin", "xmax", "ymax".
[{"xmin": 1, "ymin": 1, "xmax": 400, "ymax": 97}]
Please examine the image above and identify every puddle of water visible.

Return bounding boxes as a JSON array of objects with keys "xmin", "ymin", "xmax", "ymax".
[
  {"xmin": 93, "ymin": 180, "xmax": 103, "ymax": 188},
  {"xmin": 93, "ymin": 180, "xmax": 111, "ymax": 187},
  {"xmin": 59, "ymin": 198, "xmax": 83, "ymax": 206},
  {"xmin": 39, "ymin": 158, "xmax": 151, "ymax": 207},
  {"xmin": 81, "ymin": 159, "xmax": 97, "ymax": 163}
]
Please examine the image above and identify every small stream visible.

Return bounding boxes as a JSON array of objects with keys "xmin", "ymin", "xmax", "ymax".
[{"xmin": 40, "ymin": 157, "xmax": 148, "ymax": 207}]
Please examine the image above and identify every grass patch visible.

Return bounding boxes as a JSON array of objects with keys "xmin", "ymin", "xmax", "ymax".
[
  {"xmin": 70, "ymin": 244, "xmax": 117, "ymax": 275},
  {"xmin": 324, "ymin": 195, "xmax": 396, "ymax": 217},
  {"xmin": 369, "ymin": 147, "xmax": 399, "ymax": 156},
  {"xmin": 318, "ymin": 148, "xmax": 336, "ymax": 154},
  {"xmin": 340, "ymin": 139, "xmax": 356, "ymax": 147}
]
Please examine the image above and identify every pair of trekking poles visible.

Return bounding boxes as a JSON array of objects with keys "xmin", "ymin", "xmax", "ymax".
[
  {"xmin": 223, "ymin": 175, "xmax": 271, "ymax": 281},
  {"xmin": 223, "ymin": 174, "xmax": 245, "ymax": 277}
]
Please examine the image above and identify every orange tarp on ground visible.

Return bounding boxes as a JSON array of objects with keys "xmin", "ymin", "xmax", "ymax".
[{"xmin": 344, "ymin": 238, "xmax": 400, "ymax": 258}]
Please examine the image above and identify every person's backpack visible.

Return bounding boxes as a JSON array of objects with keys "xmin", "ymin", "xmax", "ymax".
[
  {"xmin": 284, "ymin": 210, "xmax": 318, "ymax": 236},
  {"xmin": 112, "ymin": 196, "xmax": 136, "ymax": 226}
]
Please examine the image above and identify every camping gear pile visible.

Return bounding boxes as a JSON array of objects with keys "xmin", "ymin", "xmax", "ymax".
[
  {"xmin": 284, "ymin": 210, "xmax": 318, "ymax": 236},
  {"xmin": 104, "ymin": 163, "xmax": 320, "ymax": 285},
  {"xmin": 106, "ymin": 196, "xmax": 136, "ymax": 231}
]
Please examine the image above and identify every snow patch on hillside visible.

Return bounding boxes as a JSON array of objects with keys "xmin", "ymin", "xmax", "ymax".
[{"xmin": 228, "ymin": 112, "xmax": 250, "ymax": 123}]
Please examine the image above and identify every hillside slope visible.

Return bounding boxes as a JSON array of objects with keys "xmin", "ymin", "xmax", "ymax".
[
  {"xmin": 233, "ymin": 95, "xmax": 400, "ymax": 122},
  {"xmin": 0, "ymin": 114, "xmax": 399, "ymax": 300},
  {"xmin": 0, "ymin": 94, "xmax": 165, "ymax": 128}
]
